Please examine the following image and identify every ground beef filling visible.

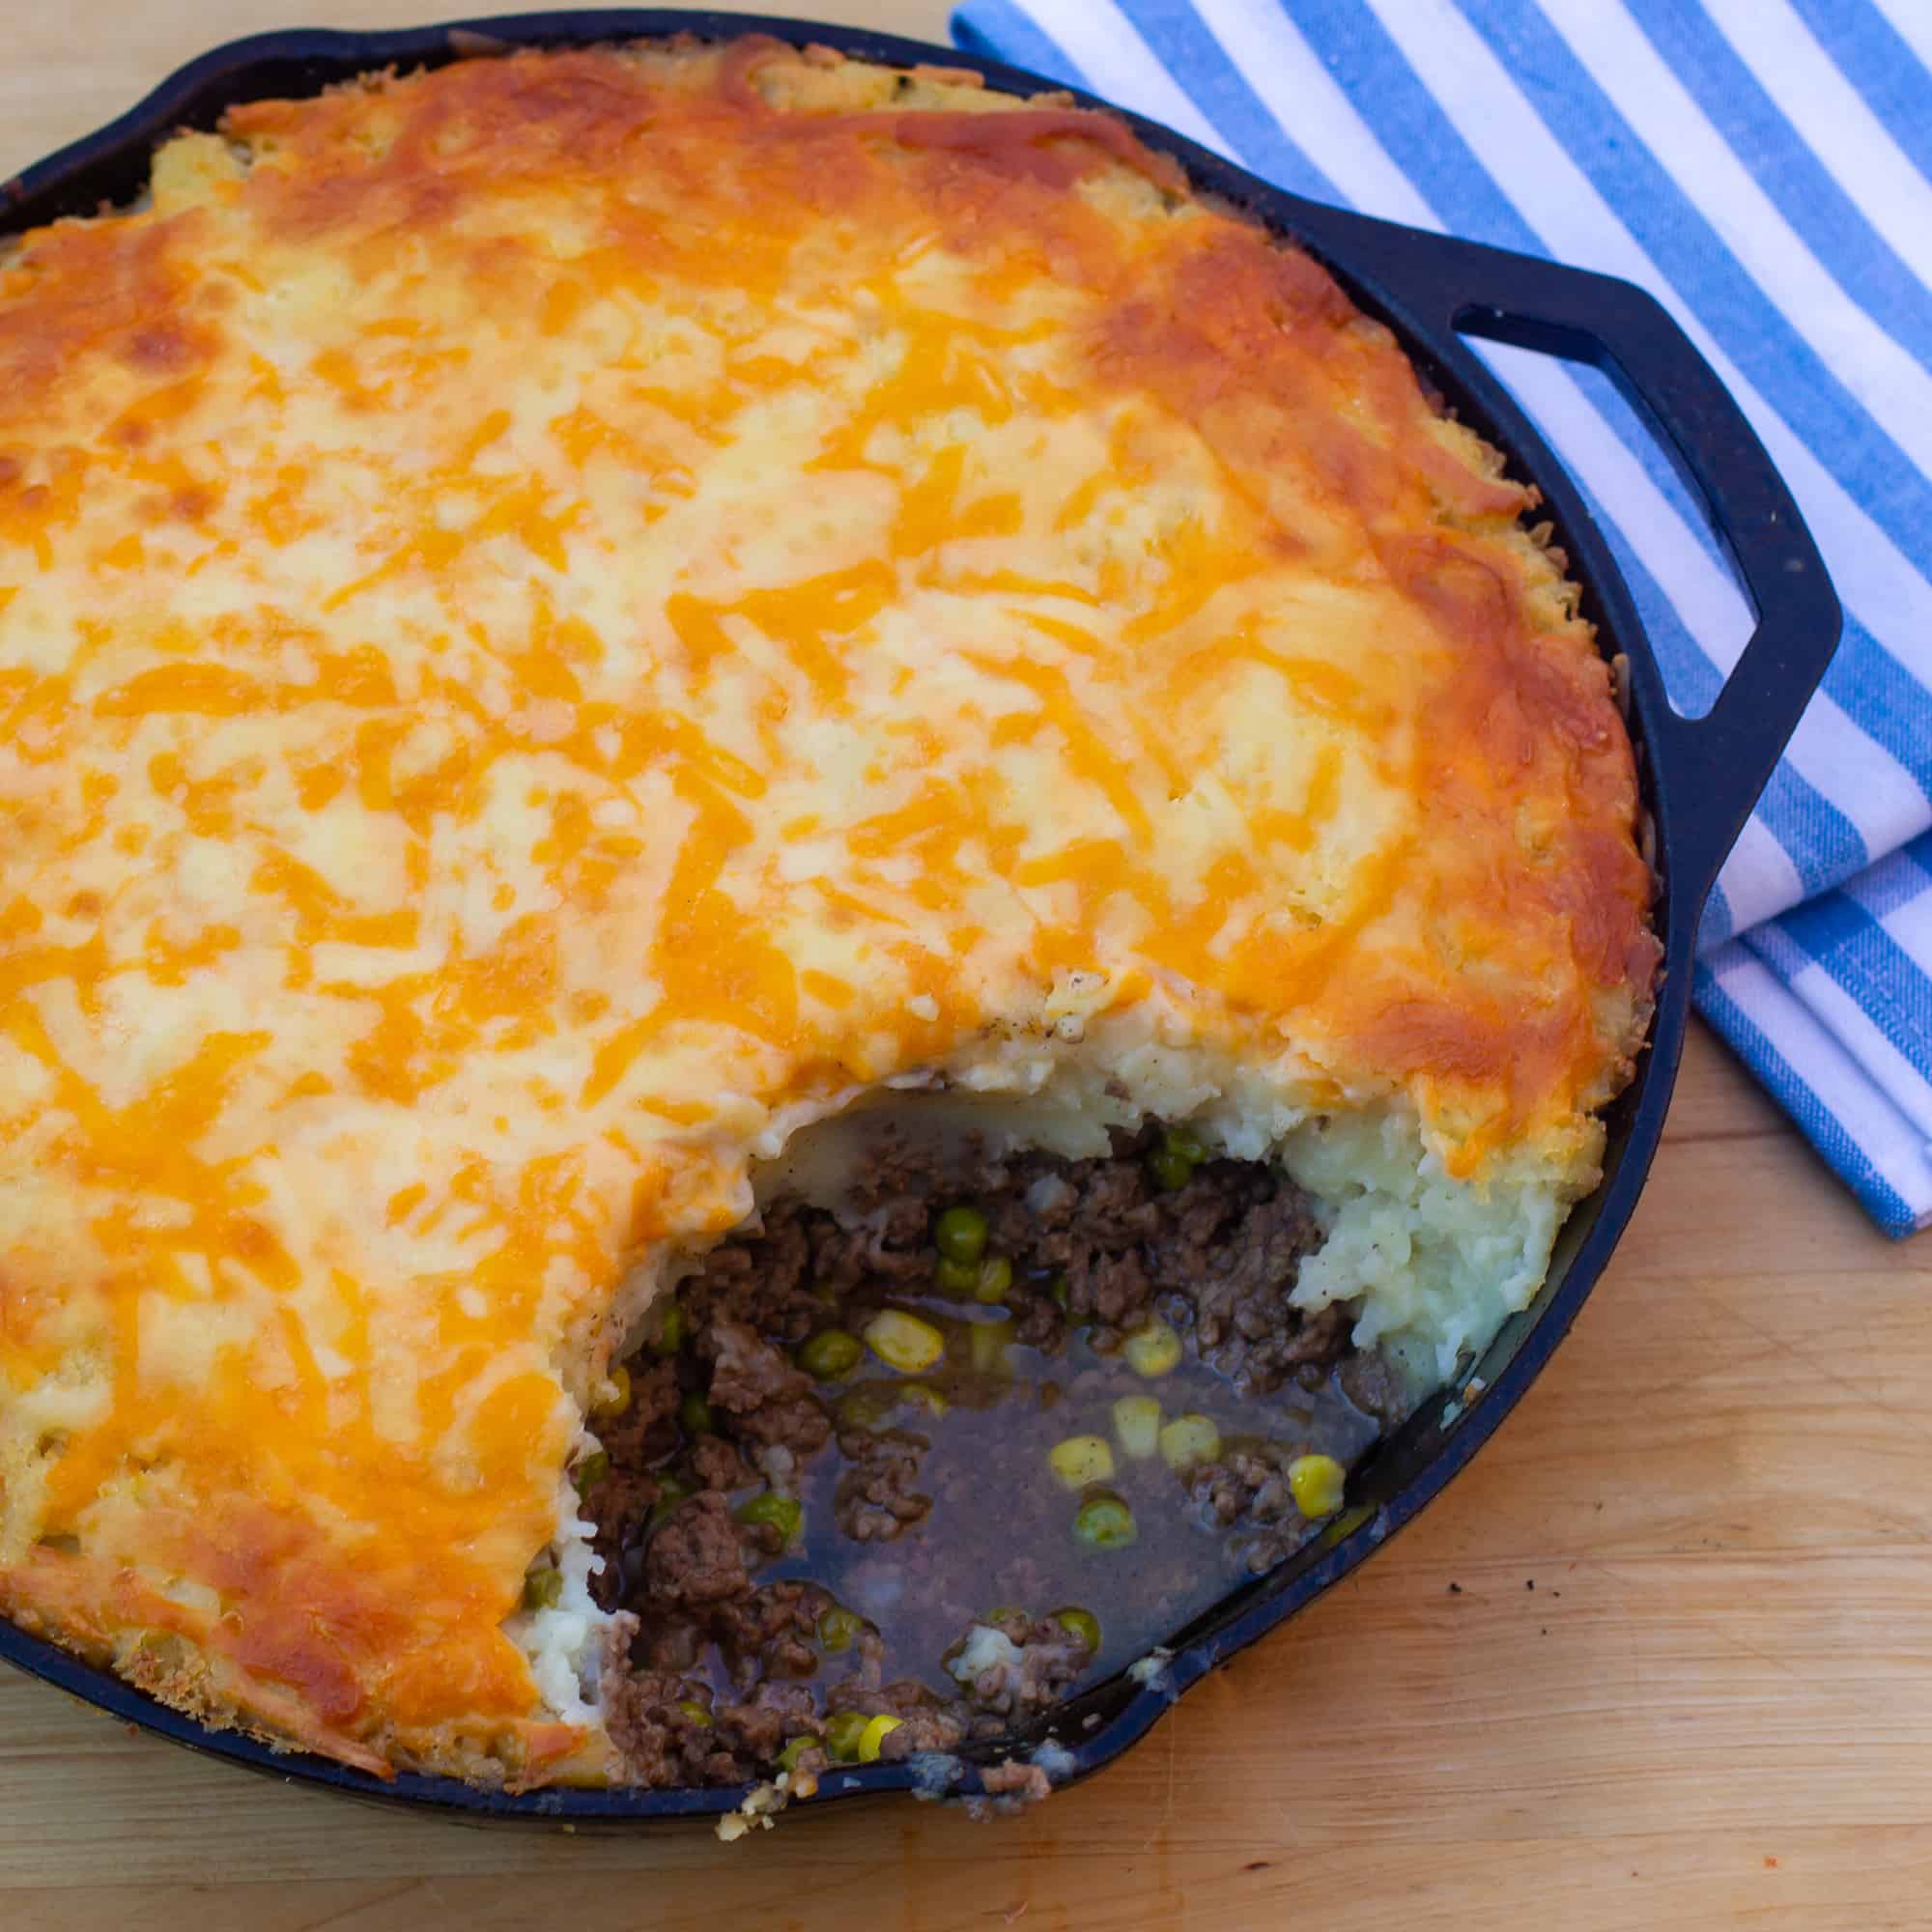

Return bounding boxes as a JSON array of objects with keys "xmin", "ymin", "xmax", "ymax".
[{"xmin": 586, "ymin": 1134, "xmax": 1400, "ymax": 1789}]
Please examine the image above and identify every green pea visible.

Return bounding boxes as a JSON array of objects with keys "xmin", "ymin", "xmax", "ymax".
[
  {"xmin": 735, "ymin": 1490, "xmax": 804, "ymax": 1546},
  {"xmin": 651, "ymin": 1302, "xmax": 688, "ymax": 1355},
  {"xmin": 1148, "ymin": 1146, "xmax": 1196, "ymax": 1193},
  {"xmin": 934, "ymin": 1205, "xmax": 989, "ymax": 1264},
  {"xmin": 935, "ymin": 1255, "xmax": 981, "ymax": 1295},
  {"xmin": 1072, "ymin": 1492, "xmax": 1137, "ymax": 1550},
  {"xmin": 572, "ymin": 1449, "xmax": 611, "ymax": 1496},
  {"xmin": 679, "ymin": 1391, "xmax": 715, "ymax": 1436},
  {"xmin": 647, "ymin": 1474, "xmax": 691, "ymax": 1530},
  {"xmin": 776, "ymin": 1735, "xmax": 820, "ymax": 1774},
  {"xmin": 817, "ymin": 1605, "xmax": 868, "ymax": 1654},
  {"xmin": 677, "ymin": 1698, "xmax": 712, "ymax": 1728},
  {"xmin": 836, "ymin": 1384, "xmax": 898, "ymax": 1434},
  {"xmin": 970, "ymin": 1316, "xmax": 1013, "ymax": 1377},
  {"xmin": 798, "ymin": 1327, "xmax": 863, "ymax": 1380},
  {"xmin": 521, "ymin": 1566, "xmax": 562, "ymax": 1612},
  {"xmin": 973, "ymin": 1255, "xmax": 1014, "ymax": 1304},
  {"xmin": 1162, "ymin": 1123, "xmax": 1209, "ymax": 1163},
  {"xmin": 1049, "ymin": 1273, "xmax": 1071, "ymax": 1310},
  {"xmin": 822, "ymin": 1709, "xmax": 870, "ymax": 1761},
  {"xmin": 1052, "ymin": 1605, "xmax": 1101, "ymax": 1654}
]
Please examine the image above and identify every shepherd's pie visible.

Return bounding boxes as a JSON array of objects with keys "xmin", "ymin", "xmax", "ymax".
[{"xmin": 0, "ymin": 37, "xmax": 1657, "ymax": 1787}]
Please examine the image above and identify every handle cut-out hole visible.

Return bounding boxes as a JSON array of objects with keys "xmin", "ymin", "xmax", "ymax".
[{"xmin": 1454, "ymin": 331, "xmax": 1753, "ymax": 722}]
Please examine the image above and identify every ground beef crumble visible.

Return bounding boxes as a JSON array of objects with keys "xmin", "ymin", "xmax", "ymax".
[
  {"xmin": 948, "ymin": 1610, "xmax": 1091, "ymax": 1736},
  {"xmin": 590, "ymin": 1129, "xmax": 1403, "ymax": 1789},
  {"xmin": 703, "ymin": 1319, "xmax": 833, "ymax": 1454},
  {"xmin": 834, "ymin": 1425, "xmax": 931, "ymax": 1542},
  {"xmin": 642, "ymin": 1493, "xmax": 752, "ymax": 1610}
]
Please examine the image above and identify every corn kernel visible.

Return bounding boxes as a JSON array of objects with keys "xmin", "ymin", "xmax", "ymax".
[
  {"xmin": 1112, "ymin": 1395, "xmax": 1162, "ymax": 1460},
  {"xmin": 864, "ymin": 1308, "xmax": 946, "ymax": 1373},
  {"xmin": 1122, "ymin": 1320, "xmax": 1182, "ymax": 1378},
  {"xmin": 1288, "ymin": 1453, "xmax": 1347, "ymax": 1519},
  {"xmin": 857, "ymin": 1713, "xmax": 903, "ymax": 1763},
  {"xmin": 1052, "ymin": 1605, "xmax": 1101, "ymax": 1654},
  {"xmin": 1048, "ymin": 1434, "xmax": 1115, "ymax": 1488},
  {"xmin": 1158, "ymin": 1414, "xmax": 1221, "ymax": 1470},
  {"xmin": 590, "ymin": 1363, "xmax": 632, "ymax": 1417}
]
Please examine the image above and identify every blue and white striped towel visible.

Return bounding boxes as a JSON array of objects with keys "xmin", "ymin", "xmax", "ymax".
[{"xmin": 952, "ymin": 0, "xmax": 1932, "ymax": 1235}]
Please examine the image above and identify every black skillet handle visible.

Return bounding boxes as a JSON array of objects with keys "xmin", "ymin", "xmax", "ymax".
[{"xmin": 1288, "ymin": 211, "xmax": 1843, "ymax": 910}]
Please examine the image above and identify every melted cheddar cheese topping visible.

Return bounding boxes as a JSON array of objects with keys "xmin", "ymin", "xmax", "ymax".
[{"xmin": 0, "ymin": 41, "xmax": 1656, "ymax": 1779}]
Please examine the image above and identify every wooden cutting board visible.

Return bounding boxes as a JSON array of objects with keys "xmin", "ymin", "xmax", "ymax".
[{"xmin": 5, "ymin": 8, "xmax": 1930, "ymax": 1927}]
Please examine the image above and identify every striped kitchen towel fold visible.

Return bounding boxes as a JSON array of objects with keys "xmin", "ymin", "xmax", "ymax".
[{"xmin": 952, "ymin": 0, "xmax": 1932, "ymax": 1234}]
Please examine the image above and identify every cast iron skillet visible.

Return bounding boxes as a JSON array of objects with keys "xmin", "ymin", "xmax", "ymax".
[{"xmin": 0, "ymin": 10, "xmax": 1839, "ymax": 1822}]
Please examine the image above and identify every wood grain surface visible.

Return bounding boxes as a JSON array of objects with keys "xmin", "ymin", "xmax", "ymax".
[{"xmin": 5, "ymin": 7, "xmax": 1928, "ymax": 1929}]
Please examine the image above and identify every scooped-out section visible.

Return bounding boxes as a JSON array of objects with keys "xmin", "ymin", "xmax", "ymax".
[{"xmin": 550, "ymin": 1112, "xmax": 1417, "ymax": 1788}]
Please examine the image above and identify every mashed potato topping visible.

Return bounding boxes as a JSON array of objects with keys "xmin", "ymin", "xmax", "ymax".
[{"xmin": 0, "ymin": 39, "xmax": 1656, "ymax": 1783}]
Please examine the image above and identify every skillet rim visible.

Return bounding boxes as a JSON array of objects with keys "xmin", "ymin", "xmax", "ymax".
[{"xmin": 0, "ymin": 8, "xmax": 1837, "ymax": 1822}]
